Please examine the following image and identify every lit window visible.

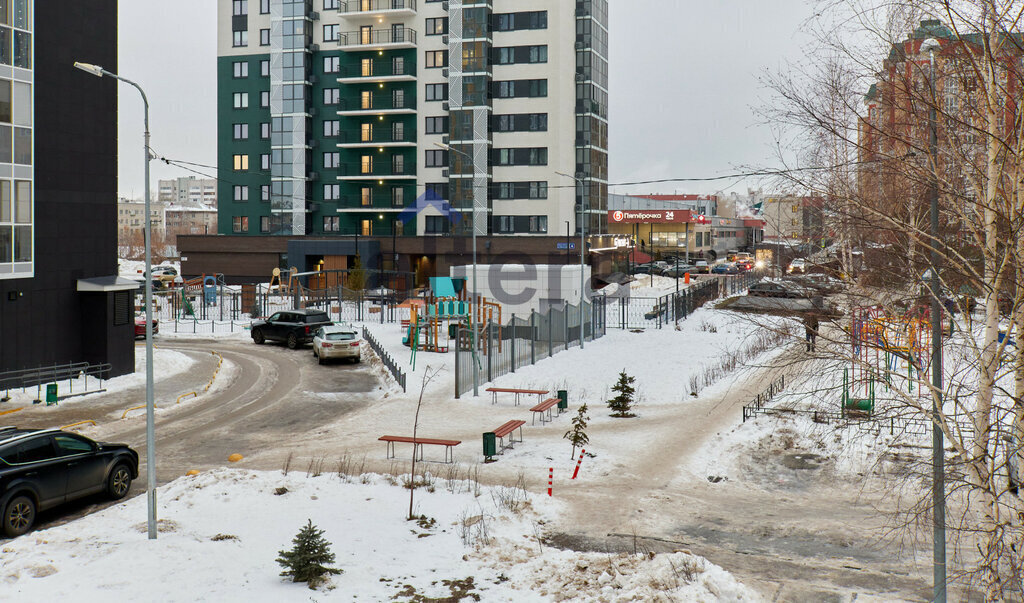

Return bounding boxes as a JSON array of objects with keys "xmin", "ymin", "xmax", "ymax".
[{"xmin": 233, "ymin": 154, "xmax": 249, "ymax": 171}]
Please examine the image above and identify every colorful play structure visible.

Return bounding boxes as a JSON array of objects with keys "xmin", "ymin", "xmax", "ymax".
[
  {"xmin": 846, "ymin": 304, "xmax": 937, "ymax": 416},
  {"xmin": 401, "ymin": 277, "xmax": 504, "ymax": 369}
]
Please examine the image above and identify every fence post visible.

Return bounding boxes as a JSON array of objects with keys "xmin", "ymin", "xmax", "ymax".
[
  {"xmin": 510, "ymin": 314, "xmax": 516, "ymax": 373},
  {"xmin": 548, "ymin": 309, "xmax": 553, "ymax": 358},
  {"xmin": 219, "ymin": 283, "xmax": 224, "ymax": 321},
  {"xmin": 563, "ymin": 302, "xmax": 569, "ymax": 351},
  {"xmin": 530, "ymin": 310, "xmax": 536, "ymax": 364},
  {"xmin": 454, "ymin": 327, "xmax": 460, "ymax": 399},
  {"xmin": 336, "ymin": 285, "xmax": 342, "ymax": 322},
  {"xmin": 486, "ymin": 321, "xmax": 493, "ymax": 383}
]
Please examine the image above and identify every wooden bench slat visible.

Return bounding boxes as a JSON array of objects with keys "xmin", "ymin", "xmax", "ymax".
[
  {"xmin": 486, "ymin": 387, "xmax": 548, "ymax": 395},
  {"xmin": 493, "ymin": 420, "xmax": 525, "ymax": 438},
  {"xmin": 378, "ymin": 435, "xmax": 462, "ymax": 447},
  {"xmin": 530, "ymin": 398, "xmax": 560, "ymax": 412}
]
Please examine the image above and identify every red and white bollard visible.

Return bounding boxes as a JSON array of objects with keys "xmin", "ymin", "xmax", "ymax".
[
  {"xmin": 572, "ymin": 449, "xmax": 586, "ymax": 480},
  {"xmin": 547, "ymin": 467, "xmax": 553, "ymax": 496}
]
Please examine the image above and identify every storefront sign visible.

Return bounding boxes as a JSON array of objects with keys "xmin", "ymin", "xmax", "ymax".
[{"xmin": 608, "ymin": 209, "xmax": 694, "ymax": 224}]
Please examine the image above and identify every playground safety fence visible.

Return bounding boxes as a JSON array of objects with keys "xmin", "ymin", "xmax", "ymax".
[
  {"xmin": 609, "ymin": 273, "xmax": 760, "ymax": 330},
  {"xmin": 454, "ymin": 297, "xmax": 608, "ymax": 398}
]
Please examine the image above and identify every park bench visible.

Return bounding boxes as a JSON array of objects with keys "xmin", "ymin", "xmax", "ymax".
[
  {"xmin": 492, "ymin": 419, "xmax": 525, "ymax": 452},
  {"xmin": 529, "ymin": 397, "xmax": 562, "ymax": 425},
  {"xmin": 378, "ymin": 435, "xmax": 461, "ymax": 464},
  {"xmin": 485, "ymin": 387, "xmax": 548, "ymax": 406}
]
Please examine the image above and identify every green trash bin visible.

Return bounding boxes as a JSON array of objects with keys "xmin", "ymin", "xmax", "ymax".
[
  {"xmin": 483, "ymin": 432, "xmax": 496, "ymax": 458},
  {"xmin": 557, "ymin": 389, "xmax": 568, "ymax": 411},
  {"xmin": 449, "ymin": 323, "xmax": 459, "ymax": 339},
  {"xmin": 45, "ymin": 383, "xmax": 58, "ymax": 405}
]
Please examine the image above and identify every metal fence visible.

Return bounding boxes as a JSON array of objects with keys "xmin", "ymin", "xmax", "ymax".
[
  {"xmin": 608, "ymin": 272, "xmax": 761, "ymax": 330},
  {"xmin": 0, "ymin": 362, "xmax": 112, "ymax": 399},
  {"xmin": 454, "ymin": 298, "xmax": 607, "ymax": 398},
  {"xmin": 362, "ymin": 327, "xmax": 406, "ymax": 392}
]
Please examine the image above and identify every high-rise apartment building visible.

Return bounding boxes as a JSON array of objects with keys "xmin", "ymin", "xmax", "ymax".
[{"xmin": 217, "ymin": 0, "xmax": 607, "ymax": 239}]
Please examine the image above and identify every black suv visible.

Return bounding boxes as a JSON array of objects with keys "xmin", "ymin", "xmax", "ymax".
[
  {"xmin": 251, "ymin": 308, "xmax": 333, "ymax": 349},
  {"xmin": 1, "ymin": 428, "xmax": 139, "ymax": 537}
]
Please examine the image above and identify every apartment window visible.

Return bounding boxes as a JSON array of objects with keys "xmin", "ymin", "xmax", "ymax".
[
  {"xmin": 392, "ymin": 154, "xmax": 405, "ymax": 174},
  {"xmin": 232, "ymin": 31, "xmax": 248, "ymax": 47},
  {"xmin": 323, "ymin": 216, "xmax": 340, "ymax": 232},
  {"xmin": 232, "ymin": 0, "xmax": 248, "ymax": 15},
  {"xmin": 323, "ymin": 56, "xmax": 340, "ymax": 74},
  {"xmin": 260, "ymin": 29, "xmax": 270, "ymax": 46},
  {"xmin": 425, "ymin": 116, "xmax": 448, "ymax": 135},
  {"xmin": 260, "ymin": 122, "xmax": 270, "ymax": 139},
  {"xmin": 232, "ymin": 216, "xmax": 249, "ymax": 233},
  {"xmin": 361, "ymin": 220, "xmax": 372, "ymax": 236},
  {"xmin": 425, "ymin": 50, "xmax": 447, "ymax": 68},
  {"xmin": 261, "ymin": 185, "xmax": 270, "ymax": 202},
  {"xmin": 495, "ymin": 45, "xmax": 547, "ymax": 65},
  {"xmin": 232, "ymin": 123, "xmax": 249, "ymax": 140},
  {"xmin": 323, "ymin": 24, "xmax": 339, "ymax": 42},
  {"xmin": 495, "ymin": 79, "xmax": 547, "ymax": 98},
  {"xmin": 232, "ymin": 92, "xmax": 249, "ymax": 109},
  {"xmin": 360, "ymin": 123, "xmax": 373, "ymax": 142},
  {"xmin": 323, "ymin": 0, "xmax": 339, "ymax": 9},
  {"xmin": 392, "ymin": 89, "xmax": 405, "ymax": 108},
  {"xmin": 324, "ymin": 88, "xmax": 340, "ymax": 105},
  {"xmin": 233, "ymin": 185, "xmax": 249, "ymax": 202},
  {"xmin": 529, "ymin": 181, "xmax": 548, "ymax": 199},
  {"xmin": 360, "ymin": 155, "xmax": 373, "ymax": 174},
  {"xmin": 494, "ymin": 113, "xmax": 548, "ymax": 132},
  {"xmin": 497, "ymin": 216, "xmax": 512, "ymax": 233},
  {"xmin": 260, "ymin": 91, "xmax": 269, "ymax": 108},
  {"xmin": 392, "ymin": 122, "xmax": 405, "ymax": 141},
  {"xmin": 425, "ymin": 216, "xmax": 446, "ymax": 234},
  {"xmin": 494, "ymin": 11, "xmax": 547, "ymax": 31},
  {"xmin": 392, "ymin": 187, "xmax": 404, "ymax": 206},
  {"xmin": 324, "ymin": 184, "xmax": 340, "ymax": 200},
  {"xmin": 791, "ymin": 204, "xmax": 799, "ymax": 212},
  {"xmin": 425, "ymin": 83, "xmax": 448, "ymax": 101},
  {"xmin": 232, "ymin": 61, "xmax": 249, "ymax": 78},
  {"xmin": 260, "ymin": 0, "xmax": 270, "ymax": 14},
  {"xmin": 323, "ymin": 120, "xmax": 340, "ymax": 137},
  {"xmin": 494, "ymin": 147, "xmax": 547, "ymax": 166},
  {"xmin": 425, "ymin": 149, "xmax": 447, "ymax": 168},
  {"xmin": 360, "ymin": 187, "xmax": 371, "ymax": 206},
  {"xmin": 425, "ymin": 17, "xmax": 448, "ymax": 35},
  {"xmin": 255, "ymin": 154, "xmax": 267, "ymax": 171},
  {"xmin": 360, "ymin": 90, "xmax": 372, "ymax": 109},
  {"xmin": 232, "ymin": 154, "xmax": 249, "ymax": 171},
  {"xmin": 260, "ymin": 60, "xmax": 270, "ymax": 77},
  {"xmin": 494, "ymin": 181, "xmax": 548, "ymax": 200},
  {"xmin": 323, "ymin": 152, "xmax": 340, "ymax": 169},
  {"xmin": 260, "ymin": 216, "xmax": 270, "ymax": 232},
  {"xmin": 528, "ymin": 215, "xmax": 548, "ymax": 233}
]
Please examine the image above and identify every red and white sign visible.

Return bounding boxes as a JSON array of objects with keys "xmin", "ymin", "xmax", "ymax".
[{"xmin": 607, "ymin": 209, "xmax": 694, "ymax": 224}]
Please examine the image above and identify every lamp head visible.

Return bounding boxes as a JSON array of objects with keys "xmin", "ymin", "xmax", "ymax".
[
  {"xmin": 920, "ymin": 38, "xmax": 940, "ymax": 54},
  {"xmin": 73, "ymin": 62, "xmax": 105, "ymax": 77}
]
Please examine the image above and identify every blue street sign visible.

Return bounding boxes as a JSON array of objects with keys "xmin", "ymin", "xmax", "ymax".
[{"xmin": 557, "ymin": 242, "xmax": 577, "ymax": 250}]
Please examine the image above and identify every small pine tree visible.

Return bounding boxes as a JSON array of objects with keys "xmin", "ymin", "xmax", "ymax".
[
  {"xmin": 276, "ymin": 519, "xmax": 342, "ymax": 588},
  {"xmin": 607, "ymin": 370, "xmax": 637, "ymax": 418},
  {"xmin": 564, "ymin": 403, "xmax": 590, "ymax": 459},
  {"xmin": 348, "ymin": 256, "xmax": 366, "ymax": 291}
]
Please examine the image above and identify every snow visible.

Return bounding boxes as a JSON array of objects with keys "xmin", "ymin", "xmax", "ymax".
[{"xmin": 1, "ymin": 468, "xmax": 756, "ymax": 601}]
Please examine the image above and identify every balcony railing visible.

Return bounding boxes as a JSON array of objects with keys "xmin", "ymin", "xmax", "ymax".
[
  {"xmin": 339, "ymin": 0, "xmax": 416, "ymax": 14},
  {"xmin": 337, "ymin": 162, "xmax": 415, "ymax": 178},
  {"xmin": 341, "ymin": 193, "xmax": 409, "ymax": 207},
  {"xmin": 337, "ymin": 96, "xmax": 414, "ymax": 112},
  {"xmin": 338, "ymin": 130, "xmax": 412, "ymax": 144},
  {"xmin": 338, "ymin": 28, "xmax": 417, "ymax": 47},
  {"xmin": 338, "ymin": 60, "xmax": 414, "ymax": 79}
]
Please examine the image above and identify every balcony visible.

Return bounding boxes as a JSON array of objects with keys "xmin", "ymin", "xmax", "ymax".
[
  {"xmin": 336, "ymin": 59, "xmax": 415, "ymax": 84},
  {"xmin": 336, "ymin": 161, "xmax": 416, "ymax": 181},
  {"xmin": 337, "ymin": 28, "xmax": 417, "ymax": 52},
  {"xmin": 336, "ymin": 129, "xmax": 417, "ymax": 148},
  {"xmin": 338, "ymin": 0, "xmax": 416, "ymax": 20},
  {"xmin": 339, "ymin": 193, "xmax": 410, "ymax": 208},
  {"xmin": 335, "ymin": 95, "xmax": 416, "ymax": 116}
]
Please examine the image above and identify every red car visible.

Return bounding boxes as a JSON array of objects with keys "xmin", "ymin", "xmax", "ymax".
[{"xmin": 134, "ymin": 315, "xmax": 159, "ymax": 338}]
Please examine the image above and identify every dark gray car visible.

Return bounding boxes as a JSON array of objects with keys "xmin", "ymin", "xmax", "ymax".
[{"xmin": 251, "ymin": 308, "xmax": 333, "ymax": 349}]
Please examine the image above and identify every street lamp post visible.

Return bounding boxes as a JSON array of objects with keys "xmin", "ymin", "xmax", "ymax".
[
  {"xmin": 922, "ymin": 37, "xmax": 946, "ymax": 603},
  {"xmin": 435, "ymin": 142, "xmax": 479, "ymax": 395},
  {"xmin": 556, "ymin": 172, "xmax": 587, "ymax": 349},
  {"xmin": 74, "ymin": 61, "xmax": 157, "ymax": 540},
  {"xmin": 564, "ymin": 221, "xmax": 570, "ymax": 265}
]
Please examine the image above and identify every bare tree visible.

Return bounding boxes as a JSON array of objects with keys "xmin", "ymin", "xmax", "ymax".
[{"xmin": 408, "ymin": 366, "xmax": 442, "ymax": 520}]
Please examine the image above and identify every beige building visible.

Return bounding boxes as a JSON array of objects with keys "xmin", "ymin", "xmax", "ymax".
[
  {"xmin": 158, "ymin": 177, "xmax": 217, "ymax": 206},
  {"xmin": 760, "ymin": 196, "xmax": 824, "ymax": 243},
  {"xmin": 165, "ymin": 205, "xmax": 218, "ymax": 238},
  {"xmin": 117, "ymin": 198, "xmax": 167, "ymax": 233}
]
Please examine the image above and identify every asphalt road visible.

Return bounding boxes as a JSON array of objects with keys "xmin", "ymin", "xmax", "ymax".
[{"xmin": 18, "ymin": 337, "xmax": 380, "ymax": 533}]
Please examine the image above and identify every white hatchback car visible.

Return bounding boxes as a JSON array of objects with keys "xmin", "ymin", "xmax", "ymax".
[{"xmin": 312, "ymin": 324, "xmax": 362, "ymax": 364}]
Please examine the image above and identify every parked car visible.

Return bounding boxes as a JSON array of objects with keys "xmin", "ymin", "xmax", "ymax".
[
  {"xmin": 151, "ymin": 265, "xmax": 178, "ymax": 283},
  {"xmin": 694, "ymin": 260, "xmax": 710, "ymax": 274},
  {"xmin": 134, "ymin": 314, "xmax": 159, "ymax": 338},
  {"xmin": 630, "ymin": 263, "xmax": 656, "ymax": 275},
  {"xmin": 662, "ymin": 264, "xmax": 697, "ymax": 278},
  {"xmin": 735, "ymin": 258, "xmax": 755, "ymax": 271},
  {"xmin": 748, "ymin": 280, "xmax": 814, "ymax": 299},
  {"xmin": 711, "ymin": 263, "xmax": 739, "ymax": 275},
  {"xmin": 788, "ymin": 274, "xmax": 846, "ymax": 294},
  {"xmin": 1, "ymin": 428, "xmax": 139, "ymax": 537},
  {"xmin": 363, "ymin": 287, "xmax": 397, "ymax": 304},
  {"xmin": 313, "ymin": 324, "xmax": 362, "ymax": 364},
  {"xmin": 251, "ymin": 309, "xmax": 333, "ymax": 349},
  {"xmin": 787, "ymin": 258, "xmax": 808, "ymax": 274}
]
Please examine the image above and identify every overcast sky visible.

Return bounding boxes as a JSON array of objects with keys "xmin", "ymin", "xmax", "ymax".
[{"xmin": 114, "ymin": 1, "xmax": 816, "ymax": 199}]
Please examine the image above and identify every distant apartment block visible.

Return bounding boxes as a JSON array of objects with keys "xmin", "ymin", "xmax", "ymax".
[
  {"xmin": 117, "ymin": 197, "xmax": 167, "ymax": 233},
  {"xmin": 158, "ymin": 176, "xmax": 218, "ymax": 206}
]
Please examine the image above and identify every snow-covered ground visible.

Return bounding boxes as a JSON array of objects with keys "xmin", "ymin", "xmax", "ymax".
[{"xmin": 1, "ymin": 468, "xmax": 756, "ymax": 602}]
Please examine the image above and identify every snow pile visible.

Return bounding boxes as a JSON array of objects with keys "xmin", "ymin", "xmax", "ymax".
[{"xmin": 0, "ymin": 468, "xmax": 756, "ymax": 601}]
